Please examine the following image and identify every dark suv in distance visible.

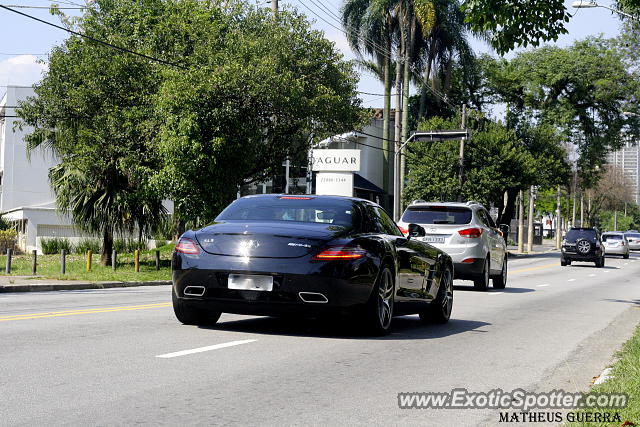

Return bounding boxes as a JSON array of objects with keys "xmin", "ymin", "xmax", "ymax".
[{"xmin": 561, "ymin": 227, "xmax": 605, "ymax": 267}]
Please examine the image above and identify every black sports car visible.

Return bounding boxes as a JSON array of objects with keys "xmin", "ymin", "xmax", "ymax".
[{"xmin": 172, "ymin": 194, "xmax": 454, "ymax": 334}]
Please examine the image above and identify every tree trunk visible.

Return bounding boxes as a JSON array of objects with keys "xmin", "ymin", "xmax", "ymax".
[
  {"xmin": 393, "ymin": 22, "xmax": 404, "ymax": 220},
  {"xmin": 101, "ymin": 227, "xmax": 113, "ymax": 266},
  {"xmin": 382, "ymin": 36, "xmax": 391, "ymax": 199},
  {"xmin": 498, "ymin": 188, "xmax": 518, "ymax": 227},
  {"xmin": 399, "ymin": 17, "xmax": 415, "ymax": 209},
  {"xmin": 418, "ymin": 40, "xmax": 435, "ymax": 119}
]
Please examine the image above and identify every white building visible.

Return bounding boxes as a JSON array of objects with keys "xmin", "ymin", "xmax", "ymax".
[
  {"xmin": 606, "ymin": 139, "xmax": 640, "ymax": 205},
  {"xmin": 0, "ymin": 86, "xmax": 88, "ymax": 253}
]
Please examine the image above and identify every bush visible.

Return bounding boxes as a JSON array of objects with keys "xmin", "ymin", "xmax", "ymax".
[
  {"xmin": 75, "ymin": 238, "xmax": 101, "ymax": 254},
  {"xmin": 40, "ymin": 237, "xmax": 73, "ymax": 255},
  {"xmin": 0, "ymin": 215, "xmax": 10, "ymax": 231},
  {"xmin": 0, "ymin": 229, "xmax": 17, "ymax": 253},
  {"xmin": 113, "ymin": 238, "xmax": 147, "ymax": 254}
]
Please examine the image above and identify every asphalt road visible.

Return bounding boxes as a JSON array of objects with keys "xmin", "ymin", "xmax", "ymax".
[{"xmin": 2, "ymin": 252, "xmax": 640, "ymax": 426}]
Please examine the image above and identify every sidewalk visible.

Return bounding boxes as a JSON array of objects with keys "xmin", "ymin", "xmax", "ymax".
[
  {"xmin": 507, "ymin": 238, "xmax": 559, "ymax": 258},
  {"xmin": 0, "ymin": 276, "xmax": 171, "ymax": 293}
]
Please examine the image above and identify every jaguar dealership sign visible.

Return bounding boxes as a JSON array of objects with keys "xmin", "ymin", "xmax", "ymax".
[{"xmin": 311, "ymin": 149, "xmax": 361, "ymax": 196}]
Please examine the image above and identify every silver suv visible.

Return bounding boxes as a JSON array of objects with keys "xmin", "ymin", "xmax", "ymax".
[{"xmin": 398, "ymin": 201, "xmax": 508, "ymax": 290}]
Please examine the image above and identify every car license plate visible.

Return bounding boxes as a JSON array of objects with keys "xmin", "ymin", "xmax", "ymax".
[
  {"xmin": 424, "ymin": 236, "xmax": 445, "ymax": 244},
  {"xmin": 228, "ymin": 274, "xmax": 274, "ymax": 291}
]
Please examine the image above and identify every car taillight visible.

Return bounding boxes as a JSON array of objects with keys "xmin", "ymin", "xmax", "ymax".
[
  {"xmin": 399, "ymin": 226, "xmax": 409, "ymax": 235},
  {"xmin": 459, "ymin": 228, "xmax": 483, "ymax": 238},
  {"xmin": 175, "ymin": 238, "xmax": 200, "ymax": 255},
  {"xmin": 621, "ymin": 241, "xmax": 625, "ymax": 246},
  {"xmin": 312, "ymin": 246, "xmax": 366, "ymax": 260}
]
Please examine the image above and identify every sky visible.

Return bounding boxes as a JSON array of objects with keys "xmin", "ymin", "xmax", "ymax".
[{"xmin": 0, "ymin": 0, "xmax": 627, "ymax": 112}]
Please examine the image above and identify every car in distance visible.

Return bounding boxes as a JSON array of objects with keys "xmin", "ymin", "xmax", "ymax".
[
  {"xmin": 172, "ymin": 194, "xmax": 454, "ymax": 335},
  {"xmin": 561, "ymin": 227, "xmax": 605, "ymax": 267},
  {"xmin": 624, "ymin": 231, "xmax": 640, "ymax": 251},
  {"xmin": 397, "ymin": 201, "xmax": 508, "ymax": 291},
  {"xmin": 601, "ymin": 232, "xmax": 630, "ymax": 259}
]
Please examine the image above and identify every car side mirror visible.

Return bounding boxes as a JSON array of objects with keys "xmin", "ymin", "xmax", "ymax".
[
  {"xmin": 499, "ymin": 224, "xmax": 509, "ymax": 236},
  {"xmin": 408, "ymin": 223, "xmax": 426, "ymax": 238}
]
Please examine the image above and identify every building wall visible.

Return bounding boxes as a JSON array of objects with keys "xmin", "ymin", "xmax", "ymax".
[
  {"xmin": 606, "ymin": 140, "xmax": 640, "ymax": 205},
  {"xmin": 0, "ymin": 86, "xmax": 58, "ymax": 212}
]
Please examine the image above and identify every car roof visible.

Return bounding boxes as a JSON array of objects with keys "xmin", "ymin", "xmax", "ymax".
[
  {"xmin": 407, "ymin": 201, "xmax": 483, "ymax": 209},
  {"xmin": 240, "ymin": 193, "xmax": 370, "ymax": 204}
]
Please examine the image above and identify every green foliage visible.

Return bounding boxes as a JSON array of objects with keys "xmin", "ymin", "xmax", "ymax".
[
  {"xmin": 0, "ymin": 229, "xmax": 17, "ymax": 253},
  {"xmin": 18, "ymin": 0, "xmax": 362, "ymax": 256},
  {"xmin": 483, "ymin": 38, "xmax": 639, "ymax": 187},
  {"xmin": 153, "ymin": 2, "xmax": 362, "ymax": 224},
  {"xmin": 0, "ymin": 215, "xmax": 10, "ymax": 231},
  {"xmin": 40, "ymin": 238, "xmax": 73, "ymax": 255},
  {"xmin": 74, "ymin": 239, "xmax": 101, "ymax": 255},
  {"xmin": 461, "ymin": 0, "xmax": 571, "ymax": 54},
  {"xmin": 113, "ymin": 238, "xmax": 147, "ymax": 254},
  {"xmin": 404, "ymin": 114, "xmax": 533, "ymax": 207}
]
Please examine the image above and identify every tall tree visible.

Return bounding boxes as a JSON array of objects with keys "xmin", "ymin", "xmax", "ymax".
[
  {"xmin": 152, "ymin": 2, "xmax": 363, "ymax": 224},
  {"xmin": 18, "ymin": 0, "xmax": 167, "ymax": 265}
]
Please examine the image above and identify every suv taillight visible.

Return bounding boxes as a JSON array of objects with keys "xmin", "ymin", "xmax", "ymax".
[{"xmin": 459, "ymin": 228, "xmax": 483, "ymax": 238}]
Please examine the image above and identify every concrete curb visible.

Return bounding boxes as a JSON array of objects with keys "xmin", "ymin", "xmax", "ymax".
[
  {"xmin": 0, "ymin": 280, "xmax": 172, "ymax": 293},
  {"xmin": 507, "ymin": 248, "xmax": 559, "ymax": 258}
]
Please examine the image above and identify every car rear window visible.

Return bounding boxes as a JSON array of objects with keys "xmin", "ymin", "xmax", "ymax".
[
  {"xmin": 625, "ymin": 233, "xmax": 640, "ymax": 238},
  {"xmin": 602, "ymin": 234, "xmax": 623, "ymax": 241},
  {"xmin": 565, "ymin": 229, "xmax": 597, "ymax": 241},
  {"xmin": 401, "ymin": 206, "xmax": 472, "ymax": 225},
  {"xmin": 215, "ymin": 197, "xmax": 359, "ymax": 228}
]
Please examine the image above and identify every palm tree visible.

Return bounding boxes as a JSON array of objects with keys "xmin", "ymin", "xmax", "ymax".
[{"xmin": 342, "ymin": 0, "xmax": 396, "ymax": 198}]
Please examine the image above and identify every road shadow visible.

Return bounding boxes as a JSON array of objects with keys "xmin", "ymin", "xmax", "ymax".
[
  {"xmin": 453, "ymin": 282, "xmax": 535, "ymax": 293},
  {"xmin": 603, "ymin": 298, "xmax": 640, "ymax": 307},
  {"xmin": 508, "ymin": 251, "xmax": 559, "ymax": 260},
  {"xmin": 198, "ymin": 315, "xmax": 491, "ymax": 340},
  {"xmin": 565, "ymin": 263, "xmax": 619, "ymax": 269}
]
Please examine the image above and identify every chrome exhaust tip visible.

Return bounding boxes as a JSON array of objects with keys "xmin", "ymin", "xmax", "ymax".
[
  {"xmin": 184, "ymin": 286, "xmax": 206, "ymax": 297},
  {"xmin": 298, "ymin": 292, "xmax": 328, "ymax": 304}
]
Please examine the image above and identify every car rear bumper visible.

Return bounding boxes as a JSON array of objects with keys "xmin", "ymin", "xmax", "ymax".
[
  {"xmin": 452, "ymin": 258, "xmax": 485, "ymax": 280},
  {"xmin": 561, "ymin": 248, "xmax": 603, "ymax": 261},
  {"xmin": 604, "ymin": 246, "xmax": 628, "ymax": 255}
]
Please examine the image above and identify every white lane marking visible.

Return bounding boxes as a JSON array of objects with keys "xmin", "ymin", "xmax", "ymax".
[
  {"xmin": 156, "ymin": 339, "xmax": 257, "ymax": 358},
  {"xmin": 488, "ymin": 292, "xmax": 504, "ymax": 295},
  {"xmin": 537, "ymin": 284, "xmax": 550, "ymax": 287},
  {"xmin": 568, "ymin": 279, "xmax": 576, "ymax": 282},
  {"xmin": 604, "ymin": 271, "xmax": 610, "ymax": 273},
  {"xmin": 588, "ymin": 274, "xmax": 596, "ymax": 277}
]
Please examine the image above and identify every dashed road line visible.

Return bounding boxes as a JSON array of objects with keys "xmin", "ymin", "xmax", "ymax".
[
  {"xmin": 568, "ymin": 279, "xmax": 576, "ymax": 282},
  {"xmin": 156, "ymin": 339, "xmax": 257, "ymax": 358},
  {"xmin": 537, "ymin": 284, "xmax": 550, "ymax": 287}
]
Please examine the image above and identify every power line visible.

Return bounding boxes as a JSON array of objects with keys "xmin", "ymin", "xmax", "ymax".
[
  {"xmin": 0, "ymin": 5, "xmax": 188, "ymax": 70},
  {"xmin": 295, "ymin": 0, "xmax": 393, "ymax": 63},
  {"xmin": 0, "ymin": 4, "xmax": 85, "ymax": 9}
]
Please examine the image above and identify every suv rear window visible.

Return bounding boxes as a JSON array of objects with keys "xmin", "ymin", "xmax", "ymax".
[
  {"xmin": 401, "ymin": 206, "xmax": 472, "ymax": 225},
  {"xmin": 565, "ymin": 229, "xmax": 597, "ymax": 242},
  {"xmin": 602, "ymin": 234, "xmax": 623, "ymax": 241}
]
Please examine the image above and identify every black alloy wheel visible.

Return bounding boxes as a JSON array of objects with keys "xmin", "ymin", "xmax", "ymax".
[
  {"xmin": 364, "ymin": 267, "xmax": 394, "ymax": 335},
  {"xmin": 420, "ymin": 267, "xmax": 453, "ymax": 324}
]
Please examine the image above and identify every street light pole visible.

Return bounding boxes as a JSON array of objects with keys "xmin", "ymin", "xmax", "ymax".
[{"xmin": 572, "ymin": 1, "xmax": 639, "ymax": 21}]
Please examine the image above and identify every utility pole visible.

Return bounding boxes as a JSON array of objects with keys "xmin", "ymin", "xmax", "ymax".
[
  {"xmin": 518, "ymin": 189, "xmax": 525, "ymax": 253},
  {"xmin": 555, "ymin": 185, "xmax": 562, "ymax": 249},
  {"xmin": 459, "ymin": 104, "xmax": 467, "ymax": 197},
  {"xmin": 271, "ymin": 0, "xmax": 278, "ymax": 16},
  {"xmin": 580, "ymin": 194, "xmax": 584, "ymax": 226},
  {"xmin": 614, "ymin": 210, "xmax": 618, "ymax": 230},
  {"xmin": 527, "ymin": 186, "xmax": 534, "ymax": 253}
]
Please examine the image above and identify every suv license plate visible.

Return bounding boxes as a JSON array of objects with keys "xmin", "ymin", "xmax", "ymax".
[
  {"xmin": 228, "ymin": 274, "xmax": 274, "ymax": 291},
  {"xmin": 424, "ymin": 236, "xmax": 445, "ymax": 244}
]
